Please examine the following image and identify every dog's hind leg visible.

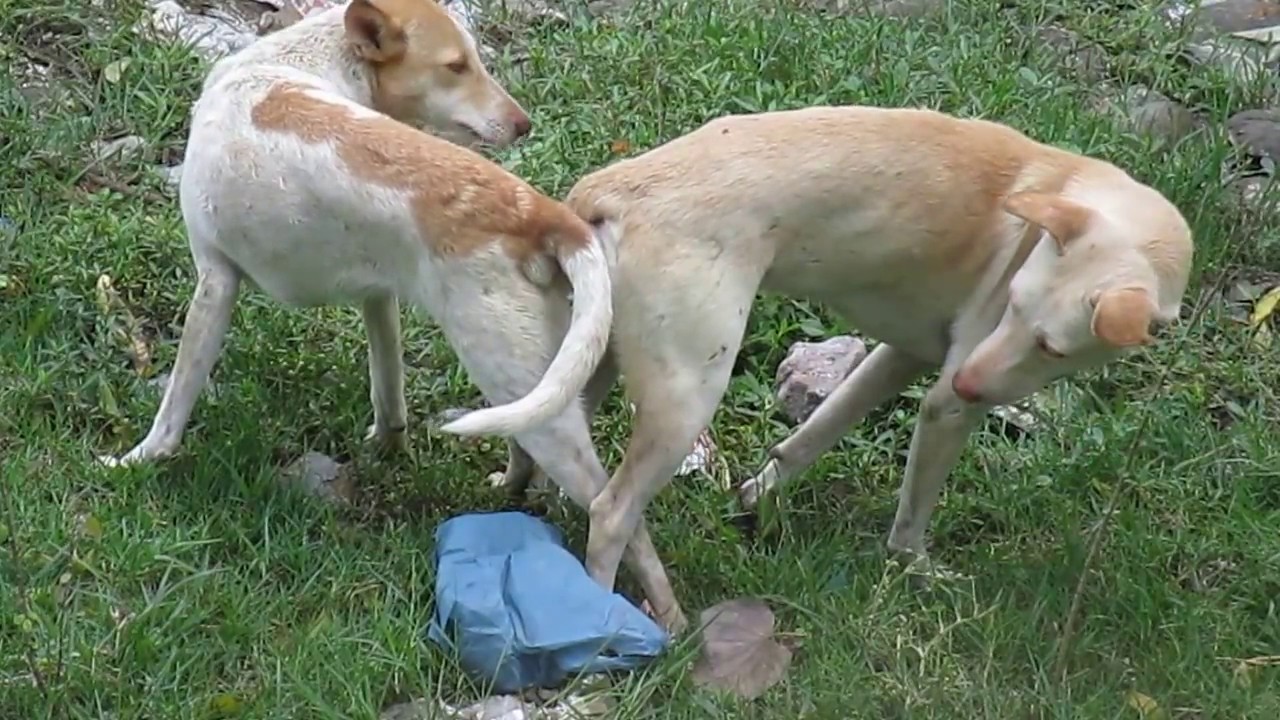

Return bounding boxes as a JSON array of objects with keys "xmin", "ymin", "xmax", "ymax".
[
  {"xmin": 582, "ymin": 273, "xmax": 757, "ymax": 625},
  {"xmin": 500, "ymin": 349, "xmax": 618, "ymax": 496},
  {"xmin": 361, "ymin": 293, "xmax": 408, "ymax": 453},
  {"xmin": 739, "ymin": 344, "xmax": 931, "ymax": 508},
  {"xmin": 102, "ymin": 251, "xmax": 241, "ymax": 467},
  {"xmin": 514, "ymin": 413, "xmax": 685, "ymax": 632},
  {"xmin": 435, "ymin": 279, "xmax": 681, "ymax": 630}
]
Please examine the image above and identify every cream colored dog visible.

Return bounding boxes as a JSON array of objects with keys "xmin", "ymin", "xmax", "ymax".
[{"xmin": 443, "ymin": 105, "xmax": 1195, "ymax": 631}]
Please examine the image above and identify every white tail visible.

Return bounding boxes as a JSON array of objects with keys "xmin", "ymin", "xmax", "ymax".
[{"xmin": 439, "ymin": 222, "xmax": 616, "ymax": 437}]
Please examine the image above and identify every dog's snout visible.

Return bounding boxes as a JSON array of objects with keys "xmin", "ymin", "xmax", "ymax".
[
  {"xmin": 951, "ymin": 372, "xmax": 983, "ymax": 404},
  {"xmin": 512, "ymin": 111, "xmax": 532, "ymax": 139}
]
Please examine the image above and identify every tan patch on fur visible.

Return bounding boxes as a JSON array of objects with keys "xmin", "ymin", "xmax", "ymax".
[
  {"xmin": 250, "ymin": 82, "xmax": 588, "ymax": 260},
  {"xmin": 1091, "ymin": 286, "xmax": 1155, "ymax": 347},
  {"xmin": 1002, "ymin": 191, "xmax": 1092, "ymax": 253}
]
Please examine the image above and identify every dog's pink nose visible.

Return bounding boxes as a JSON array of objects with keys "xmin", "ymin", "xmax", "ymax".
[
  {"xmin": 512, "ymin": 111, "xmax": 532, "ymax": 139},
  {"xmin": 951, "ymin": 372, "xmax": 983, "ymax": 404}
]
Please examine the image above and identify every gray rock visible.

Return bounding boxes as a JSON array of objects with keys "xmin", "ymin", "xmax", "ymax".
[
  {"xmin": 798, "ymin": 0, "xmax": 946, "ymax": 18},
  {"xmin": 774, "ymin": 335, "xmax": 868, "ymax": 424},
  {"xmin": 1093, "ymin": 85, "xmax": 1197, "ymax": 148},
  {"xmin": 1196, "ymin": 0, "xmax": 1280, "ymax": 36},
  {"xmin": 1228, "ymin": 108, "xmax": 1280, "ymax": 159},
  {"xmin": 280, "ymin": 451, "xmax": 356, "ymax": 505},
  {"xmin": 1036, "ymin": 24, "xmax": 1110, "ymax": 83},
  {"xmin": 1123, "ymin": 86, "xmax": 1198, "ymax": 147}
]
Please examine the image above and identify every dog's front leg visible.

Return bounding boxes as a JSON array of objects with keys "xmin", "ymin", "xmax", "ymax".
[
  {"xmin": 740, "ymin": 344, "xmax": 931, "ymax": 508},
  {"xmin": 101, "ymin": 259, "xmax": 241, "ymax": 467},
  {"xmin": 361, "ymin": 294, "xmax": 409, "ymax": 452},
  {"xmin": 886, "ymin": 376, "xmax": 986, "ymax": 560}
]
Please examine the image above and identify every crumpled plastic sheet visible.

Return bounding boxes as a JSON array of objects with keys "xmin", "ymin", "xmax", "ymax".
[
  {"xmin": 141, "ymin": 0, "xmax": 481, "ymax": 62},
  {"xmin": 426, "ymin": 512, "xmax": 668, "ymax": 695}
]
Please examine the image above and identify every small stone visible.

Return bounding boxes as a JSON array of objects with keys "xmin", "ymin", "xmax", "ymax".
[
  {"xmin": 1227, "ymin": 108, "xmax": 1280, "ymax": 159},
  {"xmin": 1196, "ymin": 0, "xmax": 1280, "ymax": 36},
  {"xmin": 93, "ymin": 135, "xmax": 147, "ymax": 162},
  {"xmin": 1229, "ymin": 174, "xmax": 1275, "ymax": 210},
  {"xmin": 280, "ymin": 451, "xmax": 356, "ymax": 505},
  {"xmin": 1121, "ymin": 86, "xmax": 1198, "ymax": 147},
  {"xmin": 1036, "ymin": 24, "xmax": 1110, "ymax": 83},
  {"xmin": 797, "ymin": 0, "xmax": 945, "ymax": 17},
  {"xmin": 774, "ymin": 336, "xmax": 868, "ymax": 424}
]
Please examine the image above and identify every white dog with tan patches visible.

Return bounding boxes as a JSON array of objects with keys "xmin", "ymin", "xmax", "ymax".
[
  {"xmin": 100, "ymin": 0, "xmax": 684, "ymax": 624},
  {"xmin": 444, "ymin": 106, "xmax": 1195, "ymax": 630}
]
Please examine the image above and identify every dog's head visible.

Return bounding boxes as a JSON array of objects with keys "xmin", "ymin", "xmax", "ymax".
[
  {"xmin": 951, "ymin": 189, "xmax": 1193, "ymax": 406},
  {"xmin": 343, "ymin": 0, "xmax": 531, "ymax": 147}
]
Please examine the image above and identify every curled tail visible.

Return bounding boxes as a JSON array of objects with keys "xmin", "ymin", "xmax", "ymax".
[{"xmin": 439, "ymin": 214, "xmax": 618, "ymax": 437}]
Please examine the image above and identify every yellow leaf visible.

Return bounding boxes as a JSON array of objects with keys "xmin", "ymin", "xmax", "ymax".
[
  {"xmin": 81, "ymin": 514, "xmax": 104, "ymax": 540},
  {"xmin": 1126, "ymin": 690, "xmax": 1165, "ymax": 719},
  {"xmin": 103, "ymin": 58, "xmax": 131, "ymax": 84},
  {"xmin": 1249, "ymin": 286, "xmax": 1280, "ymax": 328},
  {"xmin": 209, "ymin": 693, "xmax": 243, "ymax": 716}
]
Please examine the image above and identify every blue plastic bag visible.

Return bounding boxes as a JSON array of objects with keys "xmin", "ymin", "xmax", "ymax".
[{"xmin": 425, "ymin": 511, "xmax": 669, "ymax": 693}]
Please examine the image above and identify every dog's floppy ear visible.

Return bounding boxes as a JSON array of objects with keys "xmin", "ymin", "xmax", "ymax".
[
  {"xmin": 1003, "ymin": 192, "xmax": 1093, "ymax": 255},
  {"xmin": 1090, "ymin": 286, "xmax": 1157, "ymax": 348},
  {"xmin": 345, "ymin": 0, "xmax": 406, "ymax": 64}
]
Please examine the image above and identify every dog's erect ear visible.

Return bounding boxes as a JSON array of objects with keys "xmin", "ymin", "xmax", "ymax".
[
  {"xmin": 1003, "ymin": 192, "xmax": 1093, "ymax": 255},
  {"xmin": 1090, "ymin": 286, "xmax": 1157, "ymax": 348},
  {"xmin": 345, "ymin": 0, "xmax": 407, "ymax": 64}
]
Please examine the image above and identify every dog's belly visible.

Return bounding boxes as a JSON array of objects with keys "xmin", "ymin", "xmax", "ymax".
[{"xmin": 761, "ymin": 245, "xmax": 967, "ymax": 364}]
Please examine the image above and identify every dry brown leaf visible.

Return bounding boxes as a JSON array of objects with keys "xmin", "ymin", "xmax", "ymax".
[
  {"xmin": 609, "ymin": 138, "xmax": 631, "ymax": 154},
  {"xmin": 691, "ymin": 598, "xmax": 791, "ymax": 700},
  {"xmin": 94, "ymin": 274, "xmax": 154, "ymax": 377}
]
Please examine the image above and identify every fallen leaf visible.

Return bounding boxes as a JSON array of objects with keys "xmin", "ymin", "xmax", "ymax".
[
  {"xmin": 1250, "ymin": 286, "xmax": 1280, "ymax": 326},
  {"xmin": 691, "ymin": 598, "xmax": 792, "ymax": 700},
  {"xmin": 1230, "ymin": 655, "xmax": 1280, "ymax": 688},
  {"xmin": 208, "ymin": 692, "xmax": 243, "ymax": 717},
  {"xmin": 609, "ymin": 138, "xmax": 631, "ymax": 154},
  {"xmin": 78, "ymin": 514, "xmax": 104, "ymax": 540},
  {"xmin": 94, "ymin": 274, "xmax": 154, "ymax": 377},
  {"xmin": 1126, "ymin": 690, "xmax": 1166, "ymax": 719},
  {"xmin": 1249, "ymin": 286, "xmax": 1280, "ymax": 349},
  {"xmin": 102, "ymin": 58, "xmax": 131, "ymax": 84}
]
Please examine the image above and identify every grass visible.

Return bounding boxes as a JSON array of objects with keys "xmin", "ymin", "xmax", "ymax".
[{"xmin": 3, "ymin": 0, "xmax": 1280, "ymax": 716}]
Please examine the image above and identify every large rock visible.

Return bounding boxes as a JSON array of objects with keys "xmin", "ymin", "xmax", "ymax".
[{"xmin": 774, "ymin": 336, "xmax": 868, "ymax": 424}]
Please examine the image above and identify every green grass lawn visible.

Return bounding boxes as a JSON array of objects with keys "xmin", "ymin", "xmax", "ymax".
[{"xmin": 4, "ymin": 0, "xmax": 1280, "ymax": 717}]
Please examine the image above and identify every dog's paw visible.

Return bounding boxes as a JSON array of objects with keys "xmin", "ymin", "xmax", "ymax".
[
  {"xmin": 889, "ymin": 550, "xmax": 971, "ymax": 587},
  {"xmin": 97, "ymin": 445, "xmax": 158, "ymax": 469},
  {"xmin": 737, "ymin": 460, "xmax": 782, "ymax": 510},
  {"xmin": 364, "ymin": 423, "xmax": 409, "ymax": 454},
  {"xmin": 97, "ymin": 453, "xmax": 130, "ymax": 469},
  {"xmin": 641, "ymin": 598, "xmax": 689, "ymax": 636}
]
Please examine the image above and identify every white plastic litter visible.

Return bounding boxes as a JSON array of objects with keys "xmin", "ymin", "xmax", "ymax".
[{"xmin": 141, "ymin": 0, "xmax": 482, "ymax": 62}]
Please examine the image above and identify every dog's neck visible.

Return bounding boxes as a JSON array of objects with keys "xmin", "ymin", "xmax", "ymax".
[
  {"xmin": 209, "ymin": 6, "xmax": 376, "ymax": 107},
  {"xmin": 946, "ymin": 222, "xmax": 1044, "ymax": 365}
]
